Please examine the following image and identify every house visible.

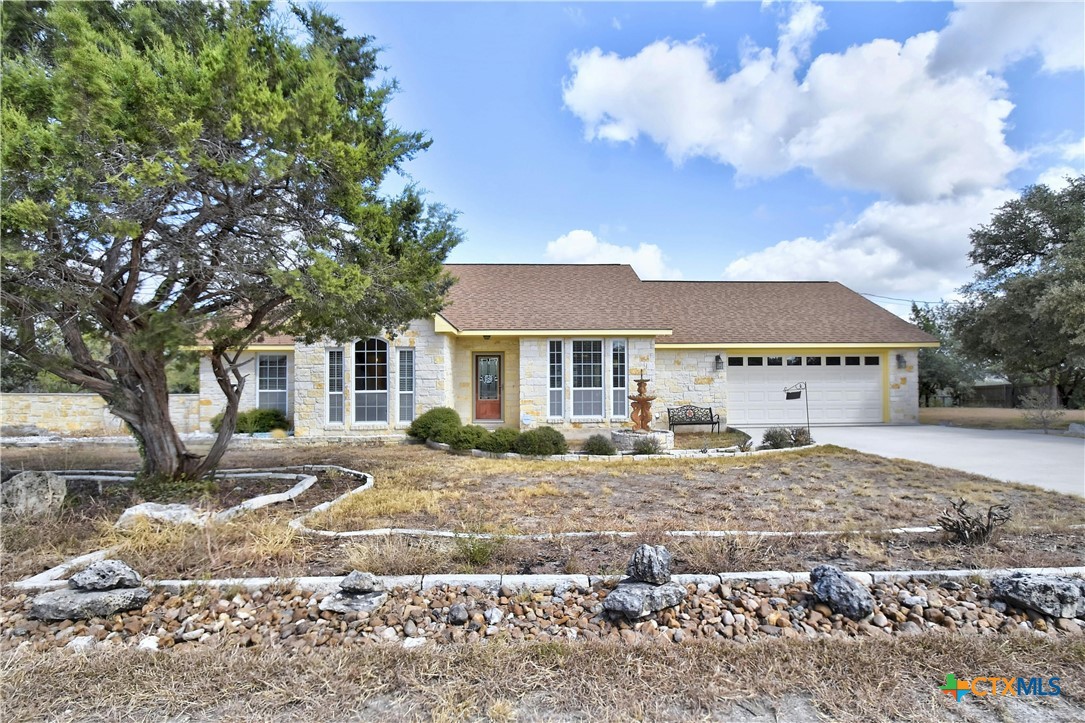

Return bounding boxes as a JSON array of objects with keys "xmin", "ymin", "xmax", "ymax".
[{"xmin": 196, "ymin": 264, "xmax": 938, "ymax": 435}]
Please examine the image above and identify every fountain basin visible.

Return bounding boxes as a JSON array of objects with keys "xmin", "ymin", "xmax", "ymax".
[{"xmin": 611, "ymin": 429, "xmax": 674, "ymax": 452}]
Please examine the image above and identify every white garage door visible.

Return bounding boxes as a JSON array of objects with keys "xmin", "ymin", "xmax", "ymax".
[{"xmin": 726, "ymin": 354, "xmax": 884, "ymax": 426}]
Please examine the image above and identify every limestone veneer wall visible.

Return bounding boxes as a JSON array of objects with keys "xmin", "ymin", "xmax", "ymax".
[
  {"xmin": 888, "ymin": 348, "xmax": 920, "ymax": 424},
  {"xmin": 1, "ymin": 394, "xmax": 200, "ymax": 435},
  {"xmin": 519, "ymin": 336, "xmax": 655, "ymax": 432},
  {"xmin": 653, "ymin": 349, "xmax": 728, "ymax": 432},
  {"xmin": 292, "ymin": 319, "xmax": 451, "ymax": 437},
  {"xmin": 198, "ymin": 351, "xmax": 293, "ymax": 432},
  {"xmin": 451, "ymin": 336, "xmax": 520, "ymax": 426}
]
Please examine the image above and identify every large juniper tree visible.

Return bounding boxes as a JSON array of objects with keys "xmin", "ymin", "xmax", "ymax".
[{"xmin": 1, "ymin": 1, "xmax": 461, "ymax": 479}]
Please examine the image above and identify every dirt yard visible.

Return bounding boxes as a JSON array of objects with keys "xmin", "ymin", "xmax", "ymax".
[
  {"xmin": 3, "ymin": 441, "xmax": 1082, "ymax": 582},
  {"xmin": 3, "ymin": 636, "xmax": 1083, "ymax": 722},
  {"xmin": 920, "ymin": 406, "xmax": 1085, "ymax": 430}
]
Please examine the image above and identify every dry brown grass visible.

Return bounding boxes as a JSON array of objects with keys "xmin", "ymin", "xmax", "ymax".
[
  {"xmin": 920, "ymin": 406, "xmax": 1085, "ymax": 430},
  {"xmin": 2, "ymin": 636, "xmax": 1082, "ymax": 722}
]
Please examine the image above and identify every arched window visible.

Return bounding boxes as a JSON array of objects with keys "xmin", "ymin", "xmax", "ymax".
[{"xmin": 354, "ymin": 338, "xmax": 388, "ymax": 422}]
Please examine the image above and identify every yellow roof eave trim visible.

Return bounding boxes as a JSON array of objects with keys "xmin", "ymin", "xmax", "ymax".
[
  {"xmin": 655, "ymin": 341, "xmax": 940, "ymax": 350},
  {"xmin": 449, "ymin": 329, "xmax": 674, "ymax": 337}
]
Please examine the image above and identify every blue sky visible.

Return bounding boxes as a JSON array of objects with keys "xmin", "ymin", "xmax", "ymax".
[{"xmin": 333, "ymin": 1, "xmax": 1084, "ymax": 316}]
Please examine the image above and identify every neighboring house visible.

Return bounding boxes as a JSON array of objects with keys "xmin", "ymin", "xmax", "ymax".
[{"xmin": 196, "ymin": 264, "xmax": 938, "ymax": 435}]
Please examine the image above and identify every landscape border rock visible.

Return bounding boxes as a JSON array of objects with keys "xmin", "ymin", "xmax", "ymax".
[
  {"xmin": 1, "ymin": 470, "xmax": 67, "ymax": 517},
  {"xmin": 992, "ymin": 572, "xmax": 1085, "ymax": 619}
]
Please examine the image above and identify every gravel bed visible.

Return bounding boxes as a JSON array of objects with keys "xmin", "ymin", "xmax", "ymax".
[{"xmin": 3, "ymin": 577, "xmax": 1083, "ymax": 653}]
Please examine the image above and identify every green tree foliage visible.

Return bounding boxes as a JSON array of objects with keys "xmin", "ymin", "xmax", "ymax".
[
  {"xmin": 952, "ymin": 177, "xmax": 1085, "ymax": 407},
  {"xmin": 1, "ymin": 1, "xmax": 461, "ymax": 478},
  {"xmin": 909, "ymin": 303, "xmax": 981, "ymax": 406}
]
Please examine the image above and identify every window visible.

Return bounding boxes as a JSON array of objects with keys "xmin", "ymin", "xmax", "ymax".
[
  {"xmin": 767, "ymin": 356, "xmax": 783, "ymax": 366},
  {"xmin": 326, "ymin": 349, "xmax": 344, "ymax": 424},
  {"xmin": 845, "ymin": 356, "xmax": 861, "ymax": 366},
  {"xmin": 612, "ymin": 340, "xmax": 628, "ymax": 417},
  {"xmin": 727, "ymin": 356, "xmax": 744, "ymax": 366},
  {"xmin": 826, "ymin": 356, "xmax": 841, "ymax": 366},
  {"xmin": 398, "ymin": 348, "xmax": 415, "ymax": 423},
  {"xmin": 257, "ymin": 355, "xmax": 288, "ymax": 415},
  {"xmin": 747, "ymin": 356, "xmax": 764, "ymax": 366},
  {"xmin": 806, "ymin": 356, "xmax": 822, "ymax": 366},
  {"xmin": 548, "ymin": 340, "xmax": 563, "ymax": 418},
  {"xmin": 572, "ymin": 340, "xmax": 604, "ymax": 417},
  {"xmin": 864, "ymin": 356, "xmax": 880, "ymax": 366},
  {"xmin": 786, "ymin": 356, "xmax": 802, "ymax": 366},
  {"xmin": 354, "ymin": 339, "xmax": 388, "ymax": 422}
]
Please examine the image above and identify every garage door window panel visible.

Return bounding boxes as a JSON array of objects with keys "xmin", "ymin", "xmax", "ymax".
[{"xmin": 845, "ymin": 356, "xmax": 861, "ymax": 366}]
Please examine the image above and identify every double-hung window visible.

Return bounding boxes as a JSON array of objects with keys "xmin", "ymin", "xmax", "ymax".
[
  {"xmin": 572, "ymin": 340, "xmax": 604, "ymax": 417},
  {"xmin": 611, "ymin": 339, "xmax": 628, "ymax": 417},
  {"xmin": 257, "ymin": 354, "xmax": 288, "ymax": 415},
  {"xmin": 548, "ymin": 340, "xmax": 563, "ymax": 418},
  {"xmin": 326, "ymin": 348, "xmax": 344, "ymax": 424},
  {"xmin": 398, "ymin": 348, "xmax": 415, "ymax": 423},
  {"xmin": 354, "ymin": 339, "xmax": 388, "ymax": 422}
]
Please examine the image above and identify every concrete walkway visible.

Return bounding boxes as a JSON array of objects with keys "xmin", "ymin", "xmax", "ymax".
[{"xmin": 805, "ymin": 425, "xmax": 1085, "ymax": 497}]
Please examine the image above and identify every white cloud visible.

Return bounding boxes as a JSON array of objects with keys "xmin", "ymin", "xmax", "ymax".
[
  {"xmin": 545, "ymin": 230, "xmax": 683, "ymax": 280},
  {"xmin": 562, "ymin": 1, "xmax": 1021, "ymax": 202},
  {"xmin": 930, "ymin": 1, "xmax": 1085, "ymax": 75},
  {"xmin": 722, "ymin": 189, "xmax": 1016, "ymax": 301},
  {"xmin": 611, "ymin": 17, "xmax": 621, "ymax": 31},
  {"xmin": 1037, "ymin": 166, "xmax": 1079, "ymax": 191}
]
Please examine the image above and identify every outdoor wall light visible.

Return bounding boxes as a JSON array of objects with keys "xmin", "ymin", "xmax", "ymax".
[
  {"xmin": 715, "ymin": 354, "xmax": 725, "ymax": 371},
  {"xmin": 896, "ymin": 353, "xmax": 906, "ymax": 369},
  {"xmin": 483, "ymin": 335, "xmax": 491, "ymax": 340}
]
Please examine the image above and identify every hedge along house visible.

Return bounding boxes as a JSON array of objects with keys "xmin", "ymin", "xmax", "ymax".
[{"xmin": 195, "ymin": 264, "xmax": 938, "ymax": 435}]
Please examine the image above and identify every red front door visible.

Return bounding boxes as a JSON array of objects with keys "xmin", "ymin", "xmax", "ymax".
[{"xmin": 475, "ymin": 355, "xmax": 502, "ymax": 420}]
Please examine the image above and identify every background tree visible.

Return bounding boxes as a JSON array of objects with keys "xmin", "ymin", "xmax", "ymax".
[
  {"xmin": 909, "ymin": 303, "xmax": 981, "ymax": 406},
  {"xmin": 1, "ymin": 1, "xmax": 461, "ymax": 479},
  {"xmin": 951, "ymin": 177, "xmax": 1085, "ymax": 407}
]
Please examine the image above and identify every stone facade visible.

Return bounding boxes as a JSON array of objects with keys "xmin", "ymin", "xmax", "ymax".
[
  {"xmin": 1, "ymin": 394, "xmax": 200, "ymax": 435},
  {"xmin": 517, "ymin": 336, "xmax": 655, "ymax": 432},
  {"xmin": 451, "ymin": 336, "xmax": 520, "ymax": 426},
  {"xmin": 653, "ymin": 350, "xmax": 728, "ymax": 431},
  {"xmin": 292, "ymin": 319, "xmax": 452, "ymax": 437},
  {"xmin": 198, "ymin": 351, "xmax": 293, "ymax": 432},
  {"xmin": 887, "ymin": 348, "xmax": 920, "ymax": 424}
]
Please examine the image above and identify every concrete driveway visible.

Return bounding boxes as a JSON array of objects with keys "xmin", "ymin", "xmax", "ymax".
[{"xmin": 803, "ymin": 425, "xmax": 1085, "ymax": 497}]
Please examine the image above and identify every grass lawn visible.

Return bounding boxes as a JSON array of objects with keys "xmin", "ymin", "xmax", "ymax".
[
  {"xmin": 3, "ymin": 442, "xmax": 1083, "ymax": 582},
  {"xmin": 3, "ymin": 636, "xmax": 1083, "ymax": 721},
  {"xmin": 920, "ymin": 406, "xmax": 1085, "ymax": 430}
]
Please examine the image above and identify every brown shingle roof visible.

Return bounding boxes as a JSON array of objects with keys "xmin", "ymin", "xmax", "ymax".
[
  {"xmin": 641, "ymin": 280, "xmax": 937, "ymax": 345},
  {"xmin": 440, "ymin": 264, "xmax": 671, "ymax": 332}
]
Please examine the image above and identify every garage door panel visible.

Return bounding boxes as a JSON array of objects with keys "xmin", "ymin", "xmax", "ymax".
[{"xmin": 727, "ymin": 359, "xmax": 882, "ymax": 426}]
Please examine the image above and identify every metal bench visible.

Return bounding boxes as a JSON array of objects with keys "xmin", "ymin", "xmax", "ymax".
[{"xmin": 666, "ymin": 405, "xmax": 720, "ymax": 434}]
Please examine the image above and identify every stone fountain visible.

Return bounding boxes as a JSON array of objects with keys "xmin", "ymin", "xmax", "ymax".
[{"xmin": 611, "ymin": 377, "xmax": 674, "ymax": 452}]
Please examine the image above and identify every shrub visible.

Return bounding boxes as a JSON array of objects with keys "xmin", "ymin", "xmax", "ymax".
[
  {"xmin": 209, "ymin": 408, "xmax": 290, "ymax": 434},
  {"xmin": 581, "ymin": 434, "xmax": 617, "ymax": 456},
  {"xmin": 513, "ymin": 426, "xmax": 569, "ymax": 456},
  {"xmin": 789, "ymin": 427, "xmax": 814, "ymax": 446},
  {"xmin": 760, "ymin": 427, "xmax": 792, "ymax": 449},
  {"xmin": 1019, "ymin": 389, "xmax": 1066, "ymax": 434},
  {"xmin": 429, "ymin": 420, "xmax": 462, "ymax": 445},
  {"xmin": 938, "ymin": 498, "xmax": 1011, "ymax": 545},
  {"xmin": 632, "ymin": 436, "xmax": 662, "ymax": 455},
  {"xmin": 407, "ymin": 407, "xmax": 461, "ymax": 440},
  {"xmin": 447, "ymin": 424, "xmax": 489, "ymax": 452},
  {"xmin": 477, "ymin": 427, "xmax": 520, "ymax": 454}
]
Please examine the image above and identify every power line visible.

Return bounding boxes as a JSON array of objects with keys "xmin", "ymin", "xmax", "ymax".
[{"xmin": 860, "ymin": 292, "xmax": 943, "ymax": 306}]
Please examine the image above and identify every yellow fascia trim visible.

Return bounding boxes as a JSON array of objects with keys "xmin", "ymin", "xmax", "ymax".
[
  {"xmin": 433, "ymin": 314, "xmax": 459, "ymax": 334},
  {"xmin": 186, "ymin": 344, "xmax": 295, "ymax": 352},
  {"xmin": 453, "ymin": 329, "xmax": 674, "ymax": 337},
  {"xmin": 656, "ymin": 341, "xmax": 939, "ymax": 350}
]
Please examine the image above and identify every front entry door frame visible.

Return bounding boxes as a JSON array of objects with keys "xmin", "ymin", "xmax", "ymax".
[{"xmin": 474, "ymin": 353, "xmax": 503, "ymax": 422}]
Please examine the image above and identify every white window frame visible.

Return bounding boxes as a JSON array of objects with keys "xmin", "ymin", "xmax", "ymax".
[
  {"xmin": 611, "ymin": 339, "xmax": 628, "ymax": 419},
  {"xmin": 256, "ymin": 353, "xmax": 288, "ymax": 416},
  {"xmin": 548, "ymin": 339, "xmax": 564, "ymax": 419},
  {"xmin": 353, "ymin": 338, "xmax": 389, "ymax": 424},
  {"xmin": 326, "ymin": 347, "xmax": 344, "ymax": 425},
  {"xmin": 571, "ymin": 338, "xmax": 605, "ymax": 419},
  {"xmin": 397, "ymin": 347, "xmax": 415, "ymax": 424}
]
